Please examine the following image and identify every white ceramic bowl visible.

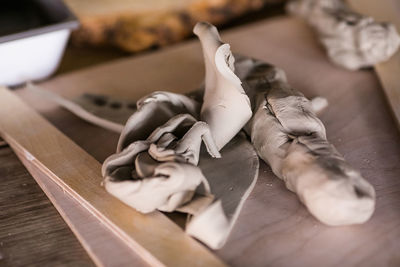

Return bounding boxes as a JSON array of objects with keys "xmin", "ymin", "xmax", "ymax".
[{"xmin": 0, "ymin": 0, "xmax": 78, "ymax": 86}]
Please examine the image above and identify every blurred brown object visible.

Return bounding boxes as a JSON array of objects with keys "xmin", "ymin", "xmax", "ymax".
[
  {"xmin": 65, "ymin": 0, "xmax": 284, "ymax": 52},
  {"xmin": 0, "ymin": 138, "xmax": 7, "ymax": 147}
]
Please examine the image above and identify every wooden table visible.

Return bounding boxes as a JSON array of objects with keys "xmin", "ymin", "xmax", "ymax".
[
  {"xmin": 2, "ymin": 15, "xmax": 400, "ymax": 267},
  {"xmin": 0, "ymin": 147, "xmax": 95, "ymax": 266}
]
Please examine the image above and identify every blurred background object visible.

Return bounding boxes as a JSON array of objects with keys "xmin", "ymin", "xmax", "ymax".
[
  {"xmin": 0, "ymin": 0, "xmax": 78, "ymax": 86},
  {"xmin": 64, "ymin": 0, "xmax": 285, "ymax": 53}
]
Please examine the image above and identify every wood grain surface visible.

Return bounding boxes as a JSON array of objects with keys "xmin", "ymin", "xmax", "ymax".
[
  {"xmin": 13, "ymin": 149, "xmax": 148, "ymax": 267},
  {"xmin": 0, "ymin": 87, "xmax": 226, "ymax": 267},
  {"xmin": 2, "ymin": 16, "xmax": 400, "ymax": 266},
  {"xmin": 0, "ymin": 147, "xmax": 94, "ymax": 267}
]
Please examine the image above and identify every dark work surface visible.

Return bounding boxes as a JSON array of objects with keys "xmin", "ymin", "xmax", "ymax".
[{"xmin": 0, "ymin": 146, "xmax": 94, "ymax": 267}]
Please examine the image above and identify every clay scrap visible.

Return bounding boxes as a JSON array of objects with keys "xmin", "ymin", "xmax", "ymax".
[
  {"xmin": 287, "ymin": 0, "xmax": 400, "ymax": 70},
  {"xmin": 237, "ymin": 57, "xmax": 375, "ymax": 225}
]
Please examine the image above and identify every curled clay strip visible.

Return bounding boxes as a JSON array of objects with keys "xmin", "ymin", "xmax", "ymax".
[
  {"xmin": 26, "ymin": 83, "xmax": 124, "ymax": 133},
  {"xmin": 194, "ymin": 22, "xmax": 252, "ymax": 150}
]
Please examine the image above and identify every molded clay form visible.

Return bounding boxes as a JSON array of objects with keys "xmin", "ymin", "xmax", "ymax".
[
  {"xmin": 101, "ymin": 90, "xmax": 259, "ymax": 249},
  {"xmin": 236, "ymin": 56, "xmax": 376, "ymax": 225},
  {"xmin": 28, "ymin": 21, "xmax": 376, "ymax": 249},
  {"xmin": 287, "ymin": 0, "xmax": 400, "ymax": 70},
  {"xmin": 194, "ymin": 22, "xmax": 252, "ymax": 150},
  {"xmin": 102, "ymin": 23, "xmax": 258, "ymax": 249},
  {"xmin": 102, "ymin": 112, "xmax": 214, "ymax": 213}
]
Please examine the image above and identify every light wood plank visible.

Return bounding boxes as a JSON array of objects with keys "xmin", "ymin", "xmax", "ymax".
[
  {"xmin": 14, "ymin": 150, "xmax": 148, "ymax": 267},
  {"xmin": 0, "ymin": 87, "xmax": 226, "ymax": 267}
]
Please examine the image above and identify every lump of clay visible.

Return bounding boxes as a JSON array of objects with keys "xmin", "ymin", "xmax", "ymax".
[
  {"xmin": 101, "ymin": 90, "xmax": 221, "ymax": 213},
  {"xmin": 194, "ymin": 22, "xmax": 252, "ymax": 150},
  {"xmin": 237, "ymin": 57, "xmax": 375, "ymax": 225},
  {"xmin": 103, "ymin": 149, "xmax": 208, "ymax": 213},
  {"xmin": 102, "ymin": 97, "xmax": 217, "ymax": 213},
  {"xmin": 287, "ymin": 0, "xmax": 400, "ymax": 70},
  {"xmin": 117, "ymin": 91, "xmax": 204, "ymax": 152}
]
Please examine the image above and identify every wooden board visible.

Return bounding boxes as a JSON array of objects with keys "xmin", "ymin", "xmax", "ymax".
[
  {"xmin": 348, "ymin": 0, "xmax": 400, "ymax": 129},
  {"xmin": 0, "ymin": 87, "xmax": 225, "ymax": 267},
  {"xmin": 9, "ymin": 16, "xmax": 400, "ymax": 266}
]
